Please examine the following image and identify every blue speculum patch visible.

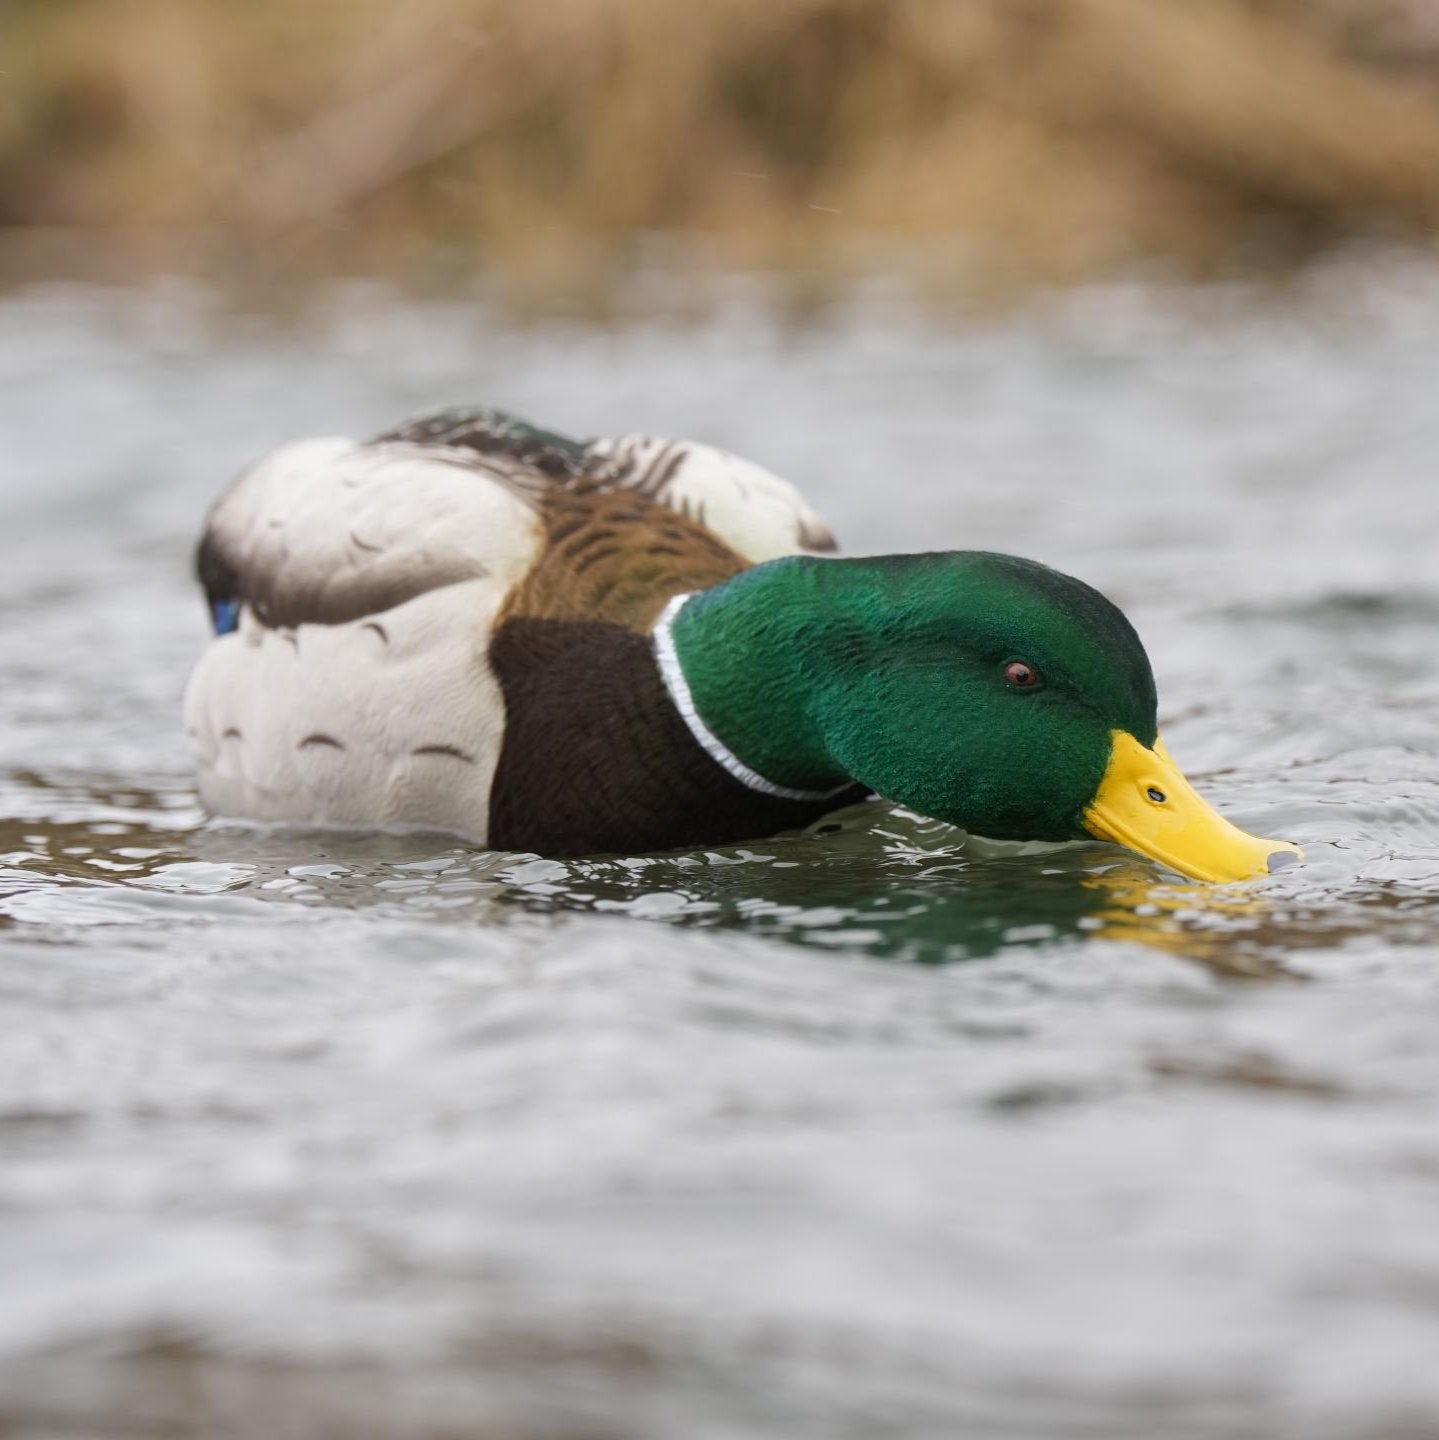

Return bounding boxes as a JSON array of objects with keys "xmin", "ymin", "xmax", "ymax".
[{"xmin": 212, "ymin": 599, "xmax": 240, "ymax": 635}]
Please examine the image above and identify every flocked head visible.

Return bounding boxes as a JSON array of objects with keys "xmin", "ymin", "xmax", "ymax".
[
  {"xmin": 667, "ymin": 552, "xmax": 1301, "ymax": 882},
  {"xmin": 801, "ymin": 552, "xmax": 1154, "ymax": 842}
]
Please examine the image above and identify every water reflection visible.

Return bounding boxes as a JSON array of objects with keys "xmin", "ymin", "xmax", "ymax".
[
  {"xmin": 1, "ymin": 769, "xmax": 1431, "ymax": 976},
  {"xmin": 1078, "ymin": 864, "xmax": 1292, "ymax": 978},
  {"xmin": 492, "ymin": 808, "xmax": 1302, "ymax": 976}
]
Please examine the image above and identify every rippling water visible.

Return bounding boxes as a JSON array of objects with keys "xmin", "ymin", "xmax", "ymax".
[{"xmin": 4, "ymin": 265, "xmax": 1439, "ymax": 1438}]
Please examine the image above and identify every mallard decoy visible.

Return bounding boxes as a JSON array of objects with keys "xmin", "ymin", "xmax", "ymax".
[{"xmin": 185, "ymin": 406, "xmax": 1300, "ymax": 880}]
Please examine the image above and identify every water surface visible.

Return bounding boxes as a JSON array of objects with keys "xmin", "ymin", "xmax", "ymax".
[{"xmin": 3, "ymin": 266, "xmax": 1439, "ymax": 1437}]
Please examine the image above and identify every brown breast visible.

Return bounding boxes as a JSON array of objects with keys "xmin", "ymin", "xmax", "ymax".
[{"xmin": 500, "ymin": 486, "xmax": 751, "ymax": 633}]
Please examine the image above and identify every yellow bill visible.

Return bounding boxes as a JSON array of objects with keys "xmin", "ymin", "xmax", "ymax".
[{"xmin": 1083, "ymin": 732, "xmax": 1302, "ymax": 883}]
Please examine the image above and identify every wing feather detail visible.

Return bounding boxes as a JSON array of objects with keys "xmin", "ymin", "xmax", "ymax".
[
  {"xmin": 357, "ymin": 405, "xmax": 839, "ymax": 563},
  {"xmin": 198, "ymin": 438, "xmax": 546, "ymax": 629},
  {"xmin": 590, "ymin": 434, "xmax": 837, "ymax": 561}
]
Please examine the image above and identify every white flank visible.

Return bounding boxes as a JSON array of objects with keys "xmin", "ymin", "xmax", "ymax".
[
  {"xmin": 186, "ymin": 440, "xmax": 546, "ymax": 840},
  {"xmin": 650, "ymin": 593, "xmax": 850, "ymax": 803},
  {"xmin": 185, "ymin": 581, "xmax": 510, "ymax": 839}
]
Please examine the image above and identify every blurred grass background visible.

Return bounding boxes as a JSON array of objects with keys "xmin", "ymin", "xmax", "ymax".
[{"xmin": 6, "ymin": 0, "xmax": 1439, "ymax": 307}]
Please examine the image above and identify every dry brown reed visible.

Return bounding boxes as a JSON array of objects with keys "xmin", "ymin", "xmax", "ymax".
[{"xmin": 5, "ymin": 0, "xmax": 1439, "ymax": 301}]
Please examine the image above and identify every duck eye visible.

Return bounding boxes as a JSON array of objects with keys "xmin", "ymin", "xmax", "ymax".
[
  {"xmin": 1003, "ymin": 660, "xmax": 1040, "ymax": 689},
  {"xmin": 1147, "ymin": 787, "xmax": 1167, "ymax": 804}
]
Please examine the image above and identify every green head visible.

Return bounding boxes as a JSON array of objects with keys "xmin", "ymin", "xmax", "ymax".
[{"xmin": 664, "ymin": 552, "xmax": 1300, "ymax": 880}]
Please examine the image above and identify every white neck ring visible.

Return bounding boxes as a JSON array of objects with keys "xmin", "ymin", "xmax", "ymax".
[{"xmin": 650, "ymin": 593, "xmax": 850, "ymax": 804}]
